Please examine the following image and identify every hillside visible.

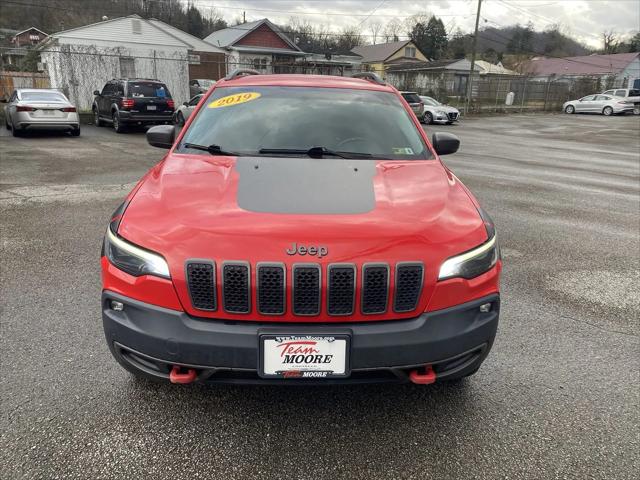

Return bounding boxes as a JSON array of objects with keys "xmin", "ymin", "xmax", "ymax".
[{"xmin": 0, "ymin": 0, "xmax": 226, "ymax": 38}]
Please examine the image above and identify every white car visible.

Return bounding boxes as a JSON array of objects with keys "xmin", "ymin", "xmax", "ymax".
[
  {"xmin": 563, "ymin": 94, "xmax": 634, "ymax": 116},
  {"xmin": 174, "ymin": 94, "xmax": 203, "ymax": 125},
  {"xmin": 4, "ymin": 89, "xmax": 80, "ymax": 137},
  {"xmin": 419, "ymin": 96, "xmax": 460, "ymax": 124}
]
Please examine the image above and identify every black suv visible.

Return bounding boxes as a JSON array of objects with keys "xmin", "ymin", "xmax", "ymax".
[{"xmin": 92, "ymin": 79, "xmax": 175, "ymax": 132}]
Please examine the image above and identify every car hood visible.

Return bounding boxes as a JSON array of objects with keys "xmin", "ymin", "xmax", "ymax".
[{"xmin": 118, "ymin": 154, "xmax": 487, "ymax": 317}]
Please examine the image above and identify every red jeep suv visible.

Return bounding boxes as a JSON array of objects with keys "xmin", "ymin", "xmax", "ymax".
[{"xmin": 101, "ymin": 71, "xmax": 501, "ymax": 385}]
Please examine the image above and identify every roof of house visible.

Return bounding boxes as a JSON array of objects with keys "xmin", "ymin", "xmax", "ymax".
[
  {"xmin": 351, "ymin": 40, "xmax": 412, "ymax": 63},
  {"xmin": 42, "ymin": 15, "xmax": 224, "ymax": 53},
  {"xmin": 12, "ymin": 27, "xmax": 48, "ymax": 38},
  {"xmin": 203, "ymin": 18, "xmax": 302, "ymax": 53},
  {"xmin": 386, "ymin": 58, "xmax": 480, "ymax": 72},
  {"xmin": 475, "ymin": 60, "xmax": 519, "ymax": 75},
  {"xmin": 524, "ymin": 52, "xmax": 639, "ymax": 76}
]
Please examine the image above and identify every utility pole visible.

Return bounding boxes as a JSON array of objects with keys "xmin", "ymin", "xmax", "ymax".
[
  {"xmin": 243, "ymin": 11, "xmax": 246, "ymax": 23},
  {"xmin": 465, "ymin": 0, "xmax": 482, "ymax": 115}
]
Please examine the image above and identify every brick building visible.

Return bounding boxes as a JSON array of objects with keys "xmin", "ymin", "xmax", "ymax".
[
  {"xmin": 203, "ymin": 19, "xmax": 305, "ymax": 73},
  {"xmin": 11, "ymin": 27, "xmax": 48, "ymax": 47}
]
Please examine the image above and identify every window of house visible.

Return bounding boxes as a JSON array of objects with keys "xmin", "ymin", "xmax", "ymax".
[
  {"xmin": 253, "ymin": 58, "xmax": 268, "ymax": 70},
  {"xmin": 119, "ymin": 57, "xmax": 136, "ymax": 78},
  {"xmin": 454, "ymin": 74, "xmax": 468, "ymax": 94},
  {"xmin": 404, "ymin": 46, "xmax": 416, "ymax": 57}
]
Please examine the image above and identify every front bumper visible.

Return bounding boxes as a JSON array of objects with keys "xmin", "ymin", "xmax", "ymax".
[{"xmin": 103, "ymin": 291, "xmax": 500, "ymax": 384}]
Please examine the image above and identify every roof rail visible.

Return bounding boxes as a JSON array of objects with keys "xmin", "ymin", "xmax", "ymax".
[
  {"xmin": 351, "ymin": 72, "xmax": 386, "ymax": 85},
  {"xmin": 224, "ymin": 69, "xmax": 261, "ymax": 81}
]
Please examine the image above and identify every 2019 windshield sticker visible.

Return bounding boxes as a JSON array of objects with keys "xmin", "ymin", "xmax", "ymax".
[{"xmin": 208, "ymin": 92, "xmax": 261, "ymax": 108}]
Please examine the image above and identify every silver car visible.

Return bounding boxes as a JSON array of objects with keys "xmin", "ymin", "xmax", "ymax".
[
  {"xmin": 174, "ymin": 94, "xmax": 203, "ymax": 125},
  {"xmin": 419, "ymin": 96, "xmax": 460, "ymax": 124},
  {"xmin": 4, "ymin": 89, "xmax": 80, "ymax": 136},
  {"xmin": 563, "ymin": 94, "xmax": 634, "ymax": 116}
]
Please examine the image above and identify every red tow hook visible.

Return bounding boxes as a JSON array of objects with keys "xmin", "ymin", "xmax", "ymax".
[
  {"xmin": 409, "ymin": 365, "xmax": 436, "ymax": 385},
  {"xmin": 169, "ymin": 365, "xmax": 197, "ymax": 384}
]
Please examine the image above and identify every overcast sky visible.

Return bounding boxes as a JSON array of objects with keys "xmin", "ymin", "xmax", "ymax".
[{"xmin": 191, "ymin": 0, "xmax": 640, "ymax": 49}]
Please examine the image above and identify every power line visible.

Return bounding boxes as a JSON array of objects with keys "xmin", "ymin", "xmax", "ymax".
[
  {"xmin": 0, "ymin": 1, "xmax": 418, "ymax": 39},
  {"xmin": 494, "ymin": 0, "xmax": 600, "ymax": 40},
  {"xmin": 183, "ymin": 0, "xmax": 473, "ymax": 18}
]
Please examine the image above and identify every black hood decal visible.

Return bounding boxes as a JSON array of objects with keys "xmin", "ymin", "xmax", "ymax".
[{"xmin": 236, "ymin": 157, "xmax": 376, "ymax": 215}]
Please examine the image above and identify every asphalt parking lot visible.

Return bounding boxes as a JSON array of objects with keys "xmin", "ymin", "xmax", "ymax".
[{"xmin": 1, "ymin": 113, "xmax": 638, "ymax": 479}]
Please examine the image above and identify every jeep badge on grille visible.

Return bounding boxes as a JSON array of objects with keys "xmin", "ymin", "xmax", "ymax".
[{"xmin": 286, "ymin": 243, "xmax": 328, "ymax": 258}]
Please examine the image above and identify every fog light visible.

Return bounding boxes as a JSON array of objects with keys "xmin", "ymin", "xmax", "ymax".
[
  {"xmin": 479, "ymin": 303, "xmax": 491, "ymax": 313},
  {"xmin": 111, "ymin": 300, "xmax": 124, "ymax": 311}
]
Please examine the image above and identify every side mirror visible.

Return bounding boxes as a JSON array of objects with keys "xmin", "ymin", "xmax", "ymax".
[
  {"xmin": 183, "ymin": 101, "xmax": 189, "ymax": 106},
  {"xmin": 93, "ymin": 90, "xmax": 100, "ymax": 96},
  {"xmin": 432, "ymin": 132, "xmax": 460, "ymax": 156},
  {"xmin": 147, "ymin": 125, "xmax": 175, "ymax": 149}
]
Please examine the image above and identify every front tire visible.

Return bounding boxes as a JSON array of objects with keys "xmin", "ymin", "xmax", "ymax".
[
  {"xmin": 564, "ymin": 105, "xmax": 575, "ymax": 114},
  {"xmin": 602, "ymin": 106, "xmax": 613, "ymax": 116},
  {"xmin": 425, "ymin": 112, "xmax": 433, "ymax": 124},
  {"xmin": 93, "ymin": 108, "xmax": 103, "ymax": 127}
]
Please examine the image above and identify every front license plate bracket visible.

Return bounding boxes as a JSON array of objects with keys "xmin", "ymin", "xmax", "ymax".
[{"xmin": 258, "ymin": 334, "xmax": 351, "ymax": 379}]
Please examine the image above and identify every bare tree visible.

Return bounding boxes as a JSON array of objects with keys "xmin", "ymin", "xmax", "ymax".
[
  {"xmin": 368, "ymin": 20, "xmax": 382, "ymax": 44},
  {"xmin": 382, "ymin": 18, "xmax": 403, "ymax": 42},
  {"xmin": 602, "ymin": 30, "xmax": 619, "ymax": 53}
]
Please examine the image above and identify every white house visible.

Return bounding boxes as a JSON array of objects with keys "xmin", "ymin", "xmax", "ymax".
[{"xmin": 38, "ymin": 15, "xmax": 226, "ymax": 111}]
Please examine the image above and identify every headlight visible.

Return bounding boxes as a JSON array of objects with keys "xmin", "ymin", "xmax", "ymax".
[
  {"xmin": 436, "ymin": 110, "xmax": 446, "ymax": 115},
  {"xmin": 438, "ymin": 207, "xmax": 499, "ymax": 280},
  {"xmin": 438, "ymin": 235, "xmax": 498, "ymax": 280},
  {"xmin": 104, "ymin": 227, "xmax": 170, "ymax": 278}
]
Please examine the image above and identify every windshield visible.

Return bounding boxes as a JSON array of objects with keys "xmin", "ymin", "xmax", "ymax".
[
  {"xmin": 179, "ymin": 86, "xmax": 430, "ymax": 160},
  {"xmin": 128, "ymin": 82, "xmax": 171, "ymax": 98},
  {"xmin": 421, "ymin": 97, "xmax": 441, "ymax": 106},
  {"xmin": 20, "ymin": 92, "xmax": 66, "ymax": 102}
]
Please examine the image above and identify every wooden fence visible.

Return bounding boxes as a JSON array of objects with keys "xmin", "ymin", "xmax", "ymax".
[{"xmin": 0, "ymin": 71, "xmax": 50, "ymax": 101}]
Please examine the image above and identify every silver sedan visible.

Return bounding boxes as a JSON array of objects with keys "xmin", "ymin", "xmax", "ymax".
[
  {"xmin": 563, "ymin": 94, "xmax": 634, "ymax": 116},
  {"xmin": 4, "ymin": 89, "xmax": 80, "ymax": 136}
]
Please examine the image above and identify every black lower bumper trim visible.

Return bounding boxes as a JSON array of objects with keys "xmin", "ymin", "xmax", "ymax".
[{"xmin": 103, "ymin": 292, "xmax": 499, "ymax": 383}]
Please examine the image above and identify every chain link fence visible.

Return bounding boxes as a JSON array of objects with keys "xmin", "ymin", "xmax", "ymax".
[{"xmin": 1, "ymin": 47, "xmax": 631, "ymax": 115}]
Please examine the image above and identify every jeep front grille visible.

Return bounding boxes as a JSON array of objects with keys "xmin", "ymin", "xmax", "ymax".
[
  {"xmin": 185, "ymin": 261, "xmax": 424, "ymax": 317},
  {"xmin": 361, "ymin": 264, "xmax": 390, "ymax": 314},
  {"xmin": 292, "ymin": 264, "xmax": 321, "ymax": 315},
  {"xmin": 327, "ymin": 264, "xmax": 356, "ymax": 315},
  {"xmin": 257, "ymin": 263, "xmax": 285, "ymax": 315},
  {"xmin": 222, "ymin": 262, "xmax": 250, "ymax": 313},
  {"xmin": 393, "ymin": 263, "xmax": 424, "ymax": 312},
  {"xmin": 186, "ymin": 261, "xmax": 216, "ymax": 311}
]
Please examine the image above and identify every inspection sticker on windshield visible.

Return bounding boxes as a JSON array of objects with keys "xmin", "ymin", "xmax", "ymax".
[
  {"xmin": 393, "ymin": 147, "xmax": 414, "ymax": 155},
  {"xmin": 208, "ymin": 92, "xmax": 261, "ymax": 108}
]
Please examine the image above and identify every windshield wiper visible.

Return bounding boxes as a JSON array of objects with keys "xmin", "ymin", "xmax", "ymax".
[
  {"xmin": 258, "ymin": 146, "xmax": 372, "ymax": 159},
  {"xmin": 183, "ymin": 143, "xmax": 240, "ymax": 156}
]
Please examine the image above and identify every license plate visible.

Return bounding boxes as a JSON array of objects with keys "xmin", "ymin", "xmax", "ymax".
[
  {"xmin": 260, "ymin": 335, "xmax": 349, "ymax": 379},
  {"xmin": 41, "ymin": 110, "xmax": 55, "ymax": 116},
  {"xmin": 147, "ymin": 105, "xmax": 157, "ymax": 111}
]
